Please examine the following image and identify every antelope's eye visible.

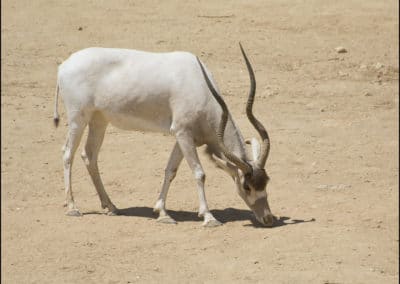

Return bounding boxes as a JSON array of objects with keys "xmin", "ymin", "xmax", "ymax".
[{"xmin": 243, "ymin": 182, "xmax": 250, "ymax": 191}]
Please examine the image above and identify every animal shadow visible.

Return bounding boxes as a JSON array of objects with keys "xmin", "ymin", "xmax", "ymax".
[
  {"xmin": 247, "ymin": 216, "xmax": 316, "ymax": 228},
  {"xmin": 108, "ymin": 206, "xmax": 315, "ymax": 228},
  {"xmin": 114, "ymin": 206, "xmax": 252, "ymax": 223}
]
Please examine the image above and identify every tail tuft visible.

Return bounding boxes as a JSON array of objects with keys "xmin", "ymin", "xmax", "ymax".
[
  {"xmin": 54, "ymin": 117, "xmax": 59, "ymax": 128},
  {"xmin": 54, "ymin": 83, "xmax": 60, "ymax": 128}
]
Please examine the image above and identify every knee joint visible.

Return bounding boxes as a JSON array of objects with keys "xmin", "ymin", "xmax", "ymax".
[
  {"xmin": 194, "ymin": 170, "xmax": 205, "ymax": 183},
  {"xmin": 81, "ymin": 151, "xmax": 90, "ymax": 166},
  {"xmin": 165, "ymin": 167, "xmax": 178, "ymax": 181},
  {"xmin": 63, "ymin": 151, "xmax": 72, "ymax": 168}
]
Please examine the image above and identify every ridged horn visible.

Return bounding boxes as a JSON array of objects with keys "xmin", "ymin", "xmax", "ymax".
[
  {"xmin": 239, "ymin": 42, "xmax": 270, "ymax": 167},
  {"xmin": 196, "ymin": 57, "xmax": 252, "ymax": 175}
]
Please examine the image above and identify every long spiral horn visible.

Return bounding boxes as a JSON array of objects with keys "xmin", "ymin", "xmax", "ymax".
[
  {"xmin": 239, "ymin": 42, "xmax": 270, "ymax": 167},
  {"xmin": 196, "ymin": 57, "xmax": 252, "ymax": 175}
]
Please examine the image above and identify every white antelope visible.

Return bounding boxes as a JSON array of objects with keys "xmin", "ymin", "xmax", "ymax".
[{"xmin": 54, "ymin": 43, "xmax": 275, "ymax": 227}]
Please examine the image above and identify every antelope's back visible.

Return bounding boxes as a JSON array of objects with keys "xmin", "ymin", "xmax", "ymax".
[{"xmin": 57, "ymin": 47, "xmax": 217, "ymax": 134}]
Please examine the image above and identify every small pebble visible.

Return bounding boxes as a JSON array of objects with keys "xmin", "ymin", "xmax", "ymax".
[{"xmin": 335, "ymin": 46, "xmax": 347, "ymax": 53}]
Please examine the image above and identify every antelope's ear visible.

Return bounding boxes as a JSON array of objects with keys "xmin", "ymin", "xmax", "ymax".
[
  {"xmin": 211, "ymin": 154, "xmax": 237, "ymax": 178},
  {"xmin": 245, "ymin": 138, "xmax": 261, "ymax": 161}
]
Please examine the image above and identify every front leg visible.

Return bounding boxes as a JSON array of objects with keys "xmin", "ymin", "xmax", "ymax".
[
  {"xmin": 175, "ymin": 131, "xmax": 222, "ymax": 227},
  {"xmin": 154, "ymin": 142, "xmax": 183, "ymax": 224}
]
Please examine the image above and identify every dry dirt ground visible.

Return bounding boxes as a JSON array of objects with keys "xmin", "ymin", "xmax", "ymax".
[{"xmin": 1, "ymin": 0, "xmax": 399, "ymax": 283}]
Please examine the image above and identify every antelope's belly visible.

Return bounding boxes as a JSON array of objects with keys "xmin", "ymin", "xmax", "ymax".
[{"xmin": 104, "ymin": 110, "xmax": 172, "ymax": 133}]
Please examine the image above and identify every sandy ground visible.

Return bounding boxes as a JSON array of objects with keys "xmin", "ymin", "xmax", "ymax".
[{"xmin": 2, "ymin": 0, "xmax": 399, "ymax": 283}]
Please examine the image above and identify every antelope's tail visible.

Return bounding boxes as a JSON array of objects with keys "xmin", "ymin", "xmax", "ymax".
[{"xmin": 53, "ymin": 82, "xmax": 60, "ymax": 127}]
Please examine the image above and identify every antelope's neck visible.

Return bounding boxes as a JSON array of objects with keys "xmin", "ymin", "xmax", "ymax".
[{"xmin": 223, "ymin": 115, "xmax": 248, "ymax": 161}]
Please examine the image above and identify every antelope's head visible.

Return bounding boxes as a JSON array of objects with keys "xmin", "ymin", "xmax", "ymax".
[{"xmin": 197, "ymin": 43, "xmax": 274, "ymax": 227}]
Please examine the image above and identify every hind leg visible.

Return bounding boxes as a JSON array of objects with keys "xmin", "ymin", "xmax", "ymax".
[
  {"xmin": 81, "ymin": 112, "xmax": 118, "ymax": 215},
  {"xmin": 63, "ymin": 116, "xmax": 87, "ymax": 216}
]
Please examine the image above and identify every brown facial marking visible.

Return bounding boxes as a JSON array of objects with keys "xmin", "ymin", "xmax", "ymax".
[{"xmin": 246, "ymin": 168, "xmax": 269, "ymax": 191}]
